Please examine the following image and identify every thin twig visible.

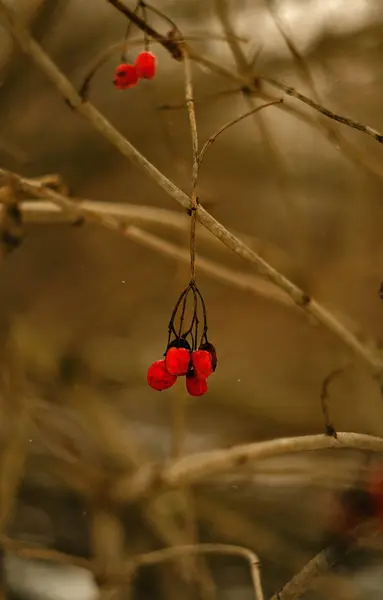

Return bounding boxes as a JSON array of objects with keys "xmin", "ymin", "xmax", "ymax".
[
  {"xmin": 125, "ymin": 225, "xmax": 294, "ymax": 307},
  {"xmin": 106, "ymin": 0, "xmax": 183, "ymax": 59},
  {"xmin": 182, "ymin": 47, "xmax": 199, "ymax": 282},
  {"xmin": 198, "ymin": 99, "xmax": 283, "ymax": 164},
  {"xmin": 110, "ymin": 433, "xmax": 383, "ymax": 504},
  {"xmin": 158, "ymin": 87, "xmax": 242, "ymax": 110},
  {"xmin": 268, "ymin": 523, "xmax": 375, "ymax": 600},
  {"xmin": 320, "ymin": 366, "xmax": 351, "ymax": 438},
  {"xmin": 1, "ymin": 7, "xmax": 383, "ymax": 377},
  {"xmin": 262, "ymin": 76, "xmax": 383, "ymax": 144},
  {"xmin": 124, "ymin": 543, "xmax": 263, "ymax": 600}
]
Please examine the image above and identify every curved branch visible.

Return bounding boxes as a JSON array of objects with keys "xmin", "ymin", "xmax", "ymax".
[{"xmin": 111, "ymin": 433, "xmax": 383, "ymax": 504}]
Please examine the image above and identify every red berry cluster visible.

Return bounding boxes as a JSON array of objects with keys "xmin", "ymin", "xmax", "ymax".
[
  {"xmin": 113, "ymin": 51, "xmax": 156, "ymax": 90},
  {"xmin": 147, "ymin": 283, "xmax": 217, "ymax": 397}
]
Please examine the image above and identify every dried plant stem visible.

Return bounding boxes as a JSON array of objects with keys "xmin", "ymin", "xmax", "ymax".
[
  {"xmin": 268, "ymin": 524, "xmax": 374, "ymax": 600},
  {"xmin": 198, "ymin": 99, "xmax": 283, "ymax": 164},
  {"xmin": 1, "ymin": 6, "xmax": 382, "ymax": 376},
  {"xmin": 262, "ymin": 76, "xmax": 383, "ymax": 144},
  {"xmin": 214, "ymin": 0, "xmax": 307, "ymax": 245},
  {"xmin": 182, "ymin": 47, "xmax": 199, "ymax": 282},
  {"xmin": 125, "ymin": 226, "xmax": 294, "ymax": 307},
  {"xmin": 111, "ymin": 432, "xmax": 383, "ymax": 504},
  {"xmin": 320, "ymin": 366, "xmax": 350, "ymax": 437},
  {"xmin": 125, "ymin": 543, "xmax": 264, "ymax": 600}
]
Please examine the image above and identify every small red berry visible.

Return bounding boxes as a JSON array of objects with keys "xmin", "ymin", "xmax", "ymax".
[
  {"xmin": 147, "ymin": 360, "xmax": 176, "ymax": 391},
  {"xmin": 186, "ymin": 374, "xmax": 208, "ymax": 397},
  {"xmin": 113, "ymin": 63, "xmax": 139, "ymax": 89},
  {"xmin": 135, "ymin": 51, "xmax": 156, "ymax": 79},
  {"xmin": 192, "ymin": 350, "xmax": 213, "ymax": 379},
  {"xmin": 165, "ymin": 347, "xmax": 191, "ymax": 376}
]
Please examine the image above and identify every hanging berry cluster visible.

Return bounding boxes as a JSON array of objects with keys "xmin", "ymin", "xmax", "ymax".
[
  {"xmin": 113, "ymin": 0, "xmax": 159, "ymax": 90},
  {"xmin": 147, "ymin": 282, "xmax": 217, "ymax": 397},
  {"xmin": 113, "ymin": 50, "xmax": 156, "ymax": 90}
]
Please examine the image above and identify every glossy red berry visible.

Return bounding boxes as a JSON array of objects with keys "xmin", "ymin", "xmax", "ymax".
[
  {"xmin": 191, "ymin": 350, "xmax": 214, "ymax": 379},
  {"xmin": 147, "ymin": 360, "xmax": 176, "ymax": 391},
  {"xmin": 114, "ymin": 63, "xmax": 139, "ymax": 89},
  {"xmin": 200, "ymin": 342, "xmax": 217, "ymax": 371},
  {"xmin": 135, "ymin": 51, "xmax": 156, "ymax": 79},
  {"xmin": 186, "ymin": 374, "xmax": 208, "ymax": 397},
  {"xmin": 165, "ymin": 347, "xmax": 191, "ymax": 376}
]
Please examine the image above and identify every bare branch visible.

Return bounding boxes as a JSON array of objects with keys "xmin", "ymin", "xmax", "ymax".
[
  {"xmin": 126, "ymin": 543, "xmax": 264, "ymax": 600},
  {"xmin": 262, "ymin": 76, "xmax": 383, "ymax": 144},
  {"xmin": 110, "ymin": 433, "xmax": 383, "ymax": 505},
  {"xmin": 320, "ymin": 366, "xmax": 351, "ymax": 438},
  {"xmin": 125, "ymin": 226, "xmax": 294, "ymax": 307},
  {"xmin": 198, "ymin": 99, "xmax": 283, "ymax": 165}
]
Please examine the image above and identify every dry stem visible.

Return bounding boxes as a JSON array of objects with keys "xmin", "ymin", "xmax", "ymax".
[
  {"xmin": 198, "ymin": 99, "xmax": 283, "ymax": 165},
  {"xmin": 110, "ymin": 432, "xmax": 383, "ymax": 505}
]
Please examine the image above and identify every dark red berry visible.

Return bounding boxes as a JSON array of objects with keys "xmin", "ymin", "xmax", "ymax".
[
  {"xmin": 113, "ymin": 63, "xmax": 139, "ymax": 89},
  {"xmin": 147, "ymin": 360, "xmax": 176, "ymax": 391},
  {"xmin": 200, "ymin": 342, "xmax": 217, "ymax": 371},
  {"xmin": 135, "ymin": 51, "xmax": 156, "ymax": 79},
  {"xmin": 186, "ymin": 374, "xmax": 207, "ymax": 397},
  {"xmin": 165, "ymin": 347, "xmax": 191, "ymax": 376},
  {"xmin": 192, "ymin": 350, "xmax": 213, "ymax": 379}
]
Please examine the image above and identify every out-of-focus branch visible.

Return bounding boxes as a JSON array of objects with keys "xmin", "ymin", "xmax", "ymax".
[
  {"xmin": 110, "ymin": 432, "xmax": 383, "ymax": 505},
  {"xmin": 124, "ymin": 543, "xmax": 264, "ymax": 600},
  {"xmin": 125, "ymin": 226, "xmax": 294, "ymax": 307},
  {"xmin": 269, "ymin": 522, "xmax": 376, "ymax": 600}
]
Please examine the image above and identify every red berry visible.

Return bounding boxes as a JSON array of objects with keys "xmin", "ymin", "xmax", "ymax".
[
  {"xmin": 186, "ymin": 374, "xmax": 207, "ymax": 397},
  {"xmin": 147, "ymin": 360, "xmax": 176, "ymax": 391},
  {"xmin": 200, "ymin": 342, "xmax": 217, "ymax": 371},
  {"xmin": 165, "ymin": 347, "xmax": 191, "ymax": 376},
  {"xmin": 135, "ymin": 51, "xmax": 156, "ymax": 79},
  {"xmin": 191, "ymin": 350, "xmax": 213, "ymax": 379},
  {"xmin": 113, "ymin": 63, "xmax": 139, "ymax": 89}
]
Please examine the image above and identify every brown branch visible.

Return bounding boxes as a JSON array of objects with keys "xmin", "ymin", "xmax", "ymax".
[
  {"xmin": 198, "ymin": 99, "xmax": 283, "ymax": 164},
  {"xmin": 121, "ymin": 543, "xmax": 264, "ymax": 600},
  {"xmin": 262, "ymin": 76, "xmax": 383, "ymax": 144},
  {"xmin": 1, "ymin": 5, "xmax": 383, "ymax": 378},
  {"xmin": 268, "ymin": 523, "xmax": 375, "ymax": 600},
  {"xmin": 110, "ymin": 433, "xmax": 383, "ymax": 505},
  {"xmin": 320, "ymin": 366, "xmax": 351, "ymax": 438},
  {"xmin": 106, "ymin": 0, "xmax": 183, "ymax": 59},
  {"xmin": 124, "ymin": 226, "xmax": 294, "ymax": 307}
]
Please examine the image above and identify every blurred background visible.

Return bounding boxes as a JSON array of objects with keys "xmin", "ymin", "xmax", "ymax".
[{"xmin": 1, "ymin": 0, "xmax": 383, "ymax": 598}]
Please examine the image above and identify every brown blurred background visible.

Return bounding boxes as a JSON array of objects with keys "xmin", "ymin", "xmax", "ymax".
[{"xmin": 2, "ymin": 0, "xmax": 383, "ymax": 598}]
